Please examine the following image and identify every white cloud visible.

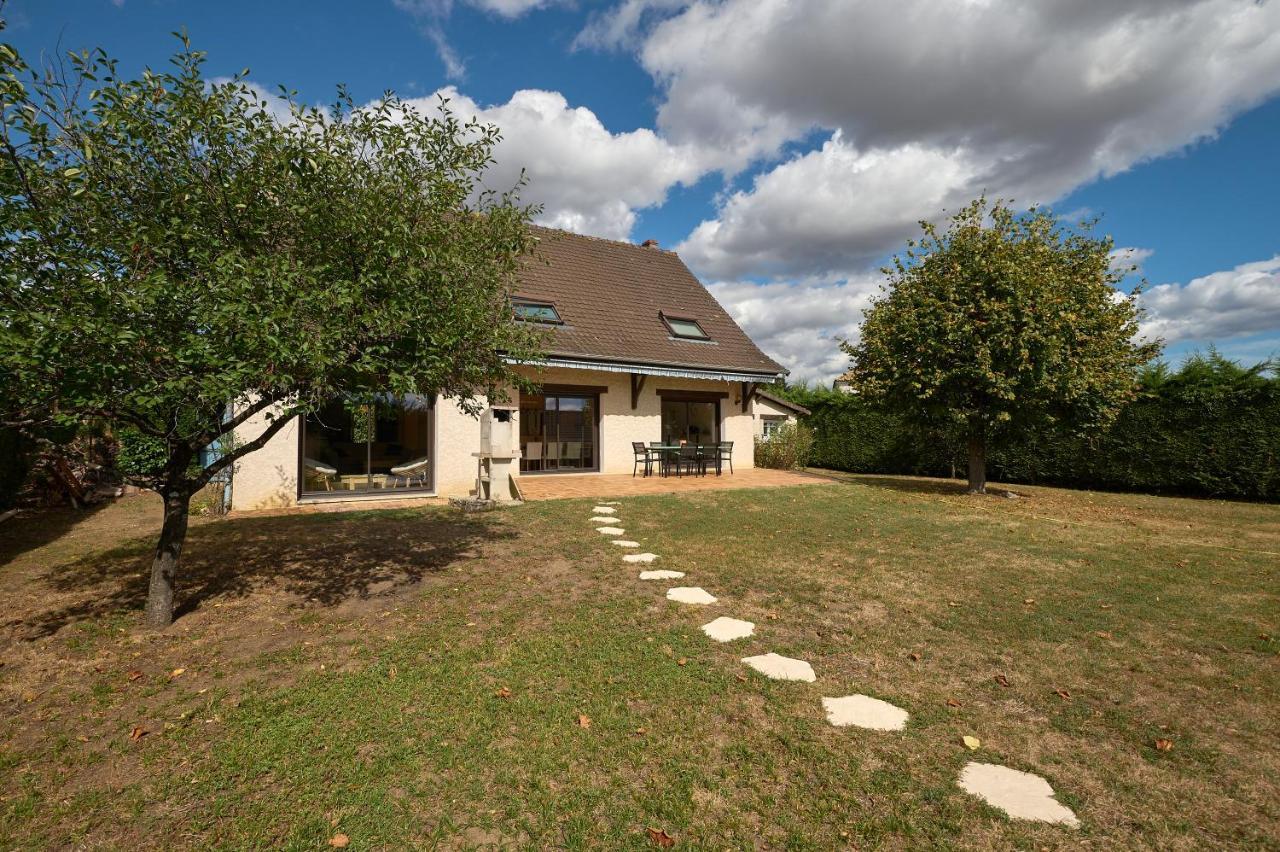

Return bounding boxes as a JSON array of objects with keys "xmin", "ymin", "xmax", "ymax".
[
  {"xmin": 1140, "ymin": 257, "xmax": 1280, "ymax": 345},
  {"xmin": 574, "ymin": 0, "xmax": 688, "ymax": 52},
  {"xmin": 708, "ymin": 275, "xmax": 880, "ymax": 385},
  {"xmin": 620, "ymin": 0, "xmax": 1280, "ymax": 280},
  {"xmin": 1109, "ymin": 246, "xmax": 1155, "ymax": 277},
  {"xmin": 414, "ymin": 87, "xmax": 710, "ymax": 239}
]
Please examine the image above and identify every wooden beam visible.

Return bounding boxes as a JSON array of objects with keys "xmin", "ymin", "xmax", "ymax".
[
  {"xmin": 630, "ymin": 373, "xmax": 647, "ymax": 410},
  {"xmin": 741, "ymin": 381, "xmax": 758, "ymax": 413}
]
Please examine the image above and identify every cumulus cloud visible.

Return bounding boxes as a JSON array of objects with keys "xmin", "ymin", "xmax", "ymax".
[
  {"xmin": 1109, "ymin": 246, "xmax": 1155, "ymax": 277},
  {"xmin": 574, "ymin": 0, "xmax": 688, "ymax": 52},
  {"xmin": 620, "ymin": 0, "xmax": 1280, "ymax": 279},
  {"xmin": 708, "ymin": 275, "xmax": 880, "ymax": 385},
  {"xmin": 411, "ymin": 87, "xmax": 710, "ymax": 239},
  {"xmin": 1139, "ymin": 257, "xmax": 1280, "ymax": 345}
]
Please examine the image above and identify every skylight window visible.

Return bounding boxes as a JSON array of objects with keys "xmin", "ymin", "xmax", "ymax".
[
  {"xmin": 514, "ymin": 300, "xmax": 562, "ymax": 324},
  {"xmin": 661, "ymin": 313, "xmax": 710, "ymax": 340}
]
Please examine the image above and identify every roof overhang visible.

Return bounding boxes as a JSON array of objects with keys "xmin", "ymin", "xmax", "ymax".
[{"xmin": 506, "ymin": 354, "xmax": 785, "ymax": 384}]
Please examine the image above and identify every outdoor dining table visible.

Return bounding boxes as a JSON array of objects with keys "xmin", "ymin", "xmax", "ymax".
[{"xmin": 647, "ymin": 444, "xmax": 720, "ymax": 477}]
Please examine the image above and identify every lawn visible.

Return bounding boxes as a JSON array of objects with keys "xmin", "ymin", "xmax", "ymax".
[{"xmin": 0, "ymin": 476, "xmax": 1276, "ymax": 849}]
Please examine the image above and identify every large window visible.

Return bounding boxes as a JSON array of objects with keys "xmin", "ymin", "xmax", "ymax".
[
  {"xmin": 661, "ymin": 396, "xmax": 720, "ymax": 446},
  {"xmin": 301, "ymin": 396, "xmax": 433, "ymax": 494},
  {"xmin": 520, "ymin": 391, "xmax": 598, "ymax": 473}
]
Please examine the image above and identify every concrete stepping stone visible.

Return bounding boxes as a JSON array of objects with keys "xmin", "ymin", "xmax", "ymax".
[
  {"xmin": 592, "ymin": 506, "xmax": 617, "ymax": 514},
  {"xmin": 639, "ymin": 569, "xmax": 685, "ymax": 580},
  {"xmin": 701, "ymin": 617, "xmax": 755, "ymax": 642},
  {"xmin": 600, "ymin": 501, "xmax": 621, "ymax": 505},
  {"xmin": 622, "ymin": 553, "xmax": 659, "ymax": 563},
  {"xmin": 666, "ymin": 587, "xmax": 717, "ymax": 605},
  {"xmin": 611, "ymin": 540, "xmax": 639, "ymax": 547},
  {"xmin": 589, "ymin": 516, "xmax": 617, "ymax": 523},
  {"xmin": 596, "ymin": 526, "xmax": 625, "ymax": 535},
  {"xmin": 822, "ymin": 695, "xmax": 909, "ymax": 731},
  {"xmin": 958, "ymin": 762, "xmax": 1080, "ymax": 827},
  {"xmin": 741, "ymin": 653, "xmax": 816, "ymax": 682}
]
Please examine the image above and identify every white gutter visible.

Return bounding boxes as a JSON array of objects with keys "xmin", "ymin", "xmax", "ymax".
[{"xmin": 506, "ymin": 355, "xmax": 784, "ymax": 384}]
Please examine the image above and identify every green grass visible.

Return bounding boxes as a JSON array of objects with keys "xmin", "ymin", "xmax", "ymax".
[{"xmin": 0, "ymin": 476, "xmax": 1276, "ymax": 849}]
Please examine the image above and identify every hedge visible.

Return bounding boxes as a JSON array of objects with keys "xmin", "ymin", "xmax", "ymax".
[{"xmin": 791, "ymin": 354, "xmax": 1280, "ymax": 501}]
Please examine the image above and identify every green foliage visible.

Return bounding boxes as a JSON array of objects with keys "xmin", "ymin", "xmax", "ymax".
[
  {"xmin": 754, "ymin": 421, "xmax": 814, "ymax": 470},
  {"xmin": 844, "ymin": 198, "xmax": 1159, "ymax": 461},
  {"xmin": 113, "ymin": 426, "xmax": 170, "ymax": 479},
  {"xmin": 803, "ymin": 353, "xmax": 1280, "ymax": 500},
  {"xmin": 0, "ymin": 34, "xmax": 543, "ymax": 496},
  {"xmin": 0, "ymin": 425, "xmax": 30, "ymax": 510}
]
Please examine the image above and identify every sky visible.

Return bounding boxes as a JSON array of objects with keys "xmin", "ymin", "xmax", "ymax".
[{"xmin": 6, "ymin": 0, "xmax": 1280, "ymax": 384}]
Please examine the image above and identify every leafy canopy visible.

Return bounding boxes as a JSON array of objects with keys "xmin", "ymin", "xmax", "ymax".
[
  {"xmin": 0, "ymin": 33, "xmax": 543, "ymax": 491},
  {"xmin": 843, "ymin": 198, "xmax": 1160, "ymax": 441}
]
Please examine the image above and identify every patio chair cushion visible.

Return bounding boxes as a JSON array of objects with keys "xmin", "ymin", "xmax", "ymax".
[
  {"xmin": 304, "ymin": 457, "xmax": 337, "ymax": 475},
  {"xmin": 390, "ymin": 456, "xmax": 430, "ymax": 476}
]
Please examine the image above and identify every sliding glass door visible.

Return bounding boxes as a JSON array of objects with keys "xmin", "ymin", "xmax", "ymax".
[
  {"xmin": 661, "ymin": 398, "xmax": 720, "ymax": 446},
  {"xmin": 301, "ymin": 395, "xmax": 433, "ymax": 494},
  {"xmin": 519, "ymin": 392, "xmax": 598, "ymax": 472}
]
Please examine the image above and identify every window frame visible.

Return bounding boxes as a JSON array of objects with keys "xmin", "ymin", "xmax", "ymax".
[
  {"xmin": 659, "ymin": 312, "xmax": 711, "ymax": 341},
  {"xmin": 513, "ymin": 299, "xmax": 563, "ymax": 325}
]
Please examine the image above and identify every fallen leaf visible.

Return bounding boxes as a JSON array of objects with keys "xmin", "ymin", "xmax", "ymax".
[
  {"xmin": 169, "ymin": 668, "xmax": 185, "ymax": 678},
  {"xmin": 646, "ymin": 827, "xmax": 675, "ymax": 848},
  {"xmin": 1023, "ymin": 598, "xmax": 1036, "ymax": 605},
  {"xmin": 946, "ymin": 698, "xmax": 962, "ymax": 707},
  {"xmin": 329, "ymin": 833, "xmax": 350, "ymax": 848},
  {"xmin": 635, "ymin": 727, "xmax": 647, "ymax": 735},
  {"xmin": 1055, "ymin": 689, "xmax": 1071, "ymax": 700},
  {"xmin": 495, "ymin": 686, "xmax": 512, "ymax": 699},
  {"xmin": 1095, "ymin": 631, "xmax": 1113, "ymax": 640},
  {"xmin": 963, "ymin": 735, "xmax": 981, "ymax": 750},
  {"xmin": 908, "ymin": 652, "xmax": 921, "ymax": 662},
  {"xmin": 77, "ymin": 735, "xmax": 89, "ymax": 743},
  {"xmin": 129, "ymin": 726, "xmax": 148, "ymax": 741},
  {"xmin": 766, "ymin": 612, "xmax": 779, "ymax": 620},
  {"xmin": 947, "ymin": 601, "xmax": 960, "ymax": 608},
  {"xmin": 387, "ymin": 665, "xmax": 397, "ymax": 681},
  {"xmin": 735, "ymin": 674, "xmax": 747, "ymax": 682},
  {"xmin": 1154, "ymin": 738, "xmax": 1174, "ymax": 752},
  {"xmin": 676, "ymin": 658, "xmax": 687, "ymax": 667},
  {"xmin": 994, "ymin": 674, "xmax": 1010, "ymax": 687},
  {"xmin": 127, "ymin": 670, "xmax": 143, "ymax": 682},
  {"xmin": 1100, "ymin": 603, "xmax": 1112, "ymax": 610},
  {"xmin": 577, "ymin": 714, "xmax": 592, "ymax": 729}
]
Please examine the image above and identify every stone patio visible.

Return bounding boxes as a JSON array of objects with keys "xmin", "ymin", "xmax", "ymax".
[{"xmin": 518, "ymin": 467, "xmax": 837, "ymax": 501}]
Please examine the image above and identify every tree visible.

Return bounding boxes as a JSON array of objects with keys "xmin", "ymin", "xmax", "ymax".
[
  {"xmin": 0, "ymin": 32, "xmax": 543, "ymax": 626},
  {"xmin": 842, "ymin": 198, "xmax": 1159, "ymax": 493}
]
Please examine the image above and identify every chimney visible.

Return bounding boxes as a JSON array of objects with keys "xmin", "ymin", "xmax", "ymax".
[{"xmin": 640, "ymin": 239, "xmax": 659, "ymax": 249}]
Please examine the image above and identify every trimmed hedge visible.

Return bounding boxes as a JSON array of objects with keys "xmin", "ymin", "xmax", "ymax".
[{"xmin": 790, "ymin": 354, "xmax": 1280, "ymax": 501}]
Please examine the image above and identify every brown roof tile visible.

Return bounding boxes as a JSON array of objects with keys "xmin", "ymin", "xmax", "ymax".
[{"xmin": 516, "ymin": 227, "xmax": 785, "ymax": 377}]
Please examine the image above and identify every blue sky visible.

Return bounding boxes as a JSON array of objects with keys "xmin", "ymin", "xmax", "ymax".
[{"xmin": 7, "ymin": 0, "xmax": 1280, "ymax": 382}]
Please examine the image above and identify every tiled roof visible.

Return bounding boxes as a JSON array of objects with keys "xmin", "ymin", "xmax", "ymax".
[
  {"xmin": 754, "ymin": 388, "xmax": 810, "ymax": 416},
  {"xmin": 515, "ymin": 227, "xmax": 785, "ymax": 378}
]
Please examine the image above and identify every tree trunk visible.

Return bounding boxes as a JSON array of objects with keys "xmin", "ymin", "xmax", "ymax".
[
  {"xmin": 144, "ymin": 490, "xmax": 191, "ymax": 628},
  {"xmin": 967, "ymin": 424, "xmax": 987, "ymax": 494}
]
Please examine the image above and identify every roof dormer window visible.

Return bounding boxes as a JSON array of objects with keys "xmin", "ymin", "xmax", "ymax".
[
  {"xmin": 514, "ymin": 299, "xmax": 562, "ymax": 324},
  {"xmin": 660, "ymin": 312, "xmax": 710, "ymax": 340}
]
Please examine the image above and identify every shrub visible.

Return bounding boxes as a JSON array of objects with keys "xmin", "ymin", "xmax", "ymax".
[{"xmin": 755, "ymin": 421, "xmax": 814, "ymax": 470}]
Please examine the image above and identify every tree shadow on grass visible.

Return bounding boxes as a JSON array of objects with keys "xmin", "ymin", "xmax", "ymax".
[
  {"xmin": 0, "ymin": 502, "xmax": 117, "ymax": 568},
  {"xmin": 826, "ymin": 472, "xmax": 976, "ymax": 497},
  {"xmin": 6, "ymin": 508, "xmax": 514, "ymax": 640}
]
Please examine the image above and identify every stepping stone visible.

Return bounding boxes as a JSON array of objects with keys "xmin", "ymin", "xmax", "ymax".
[
  {"xmin": 701, "ymin": 617, "xmax": 755, "ymax": 642},
  {"xmin": 596, "ymin": 526, "xmax": 625, "ymax": 535},
  {"xmin": 589, "ymin": 516, "xmax": 617, "ymax": 523},
  {"xmin": 600, "ymin": 501, "xmax": 621, "ymax": 505},
  {"xmin": 622, "ymin": 553, "xmax": 659, "ymax": 563},
  {"xmin": 611, "ymin": 540, "xmax": 640, "ymax": 547},
  {"xmin": 958, "ymin": 763, "xmax": 1079, "ymax": 826},
  {"xmin": 592, "ymin": 506, "xmax": 617, "ymax": 514},
  {"xmin": 639, "ymin": 569, "xmax": 685, "ymax": 580},
  {"xmin": 822, "ymin": 695, "xmax": 909, "ymax": 731},
  {"xmin": 741, "ymin": 653, "xmax": 816, "ymax": 682},
  {"xmin": 666, "ymin": 587, "xmax": 717, "ymax": 605}
]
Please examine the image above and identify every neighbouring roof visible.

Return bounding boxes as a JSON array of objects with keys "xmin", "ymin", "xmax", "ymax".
[
  {"xmin": 754, "ymin": 388, "xmax": 810, "ymax": 416},
  {"xmin": 513, "ymin": 227, "xmax": 786, "ymax": 379}
]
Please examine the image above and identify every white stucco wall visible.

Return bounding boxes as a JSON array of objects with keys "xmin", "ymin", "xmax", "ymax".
[
  {"xmin": 229, "ymin": 368, "xmax": 759, "ymax": 510},
  {"xmin": 753, "ymin": 396, "xmax": 799, "ymax": 438}
]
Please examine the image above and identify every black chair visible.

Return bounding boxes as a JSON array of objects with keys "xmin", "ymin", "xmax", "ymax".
[
  {"xmin": 713, "ymin": 441, "xmax": 733, "ymax": 475},
  {"xmin": 650, "ymin": 441, "xmax": 672, "ymax": 477},
  {"xmin": 631, "ymin": 441, "xmax": 653, "ymax": 477},
  {"xmin": 679, "ymin": 444, "xmax": 706, "ymax": 477}
]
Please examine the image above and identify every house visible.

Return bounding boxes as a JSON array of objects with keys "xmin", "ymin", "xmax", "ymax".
[
  {"xmin": 229, "ymin": 228, "xmax": 787, "ymax": 509},
  {"xmin": 832, "ymin": 371, "xmax": 856, "ymax": 393},
  {"xmin": 752, "ymin": 388, "xmax": 809, "ymax": 440}
]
